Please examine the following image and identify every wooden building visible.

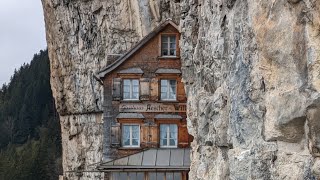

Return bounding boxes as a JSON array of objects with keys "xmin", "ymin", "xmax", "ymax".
[{"xmin": 95, "ymin": 20, "xmax": 192, "ymax": 180}]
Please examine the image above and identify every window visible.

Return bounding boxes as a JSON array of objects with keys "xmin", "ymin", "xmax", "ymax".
[
  {"xmin": 122, "ymin": 124, "xmax": 140, "ymax": 147},
  {"xmin": 123, "ymin": 79, "xmax": 139, "ymax": 100},
  {"xmin": 160, "ymin": 124, "xmax": 178, "ymax": 147},
  {"xmin": 160, "ymin": 80, "xmax": 176, "ymax": 100},
  {"xmin": 161, "ymin": 35, "xmax": 176, "ymax": 56}
]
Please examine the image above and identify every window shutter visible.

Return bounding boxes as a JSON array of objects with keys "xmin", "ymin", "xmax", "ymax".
[
  {"xmin": 150, "ymin": 78, "xmax": 159, "ymax": 101},
  {"xmin": 112, "ymin": 78, "xmax": 122, "ymax": 100},
  {"xmin": 140, "ymin": 78, "xmax": 150, "ymax": 100},
  {"xmin": 111, "ymin": 123, "xmax": 120, "ymax": 147},
  {"xmin": 178, "ymin": 124, "xmax": 189, "ymax": 148}
]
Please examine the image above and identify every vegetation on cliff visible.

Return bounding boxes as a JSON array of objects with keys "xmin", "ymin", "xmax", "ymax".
[{"xmin": 0, "ymin": 49, "xmax": 62, "ymax": 179}]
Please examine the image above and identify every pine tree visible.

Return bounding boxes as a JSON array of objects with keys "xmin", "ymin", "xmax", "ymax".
[{"xmin": 0, "ymin": 49, "xmax": 62, "ymax": 179}]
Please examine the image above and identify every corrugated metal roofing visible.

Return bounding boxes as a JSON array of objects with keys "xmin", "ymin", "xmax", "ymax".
[{"xmin": 98, "ymin": 148, "xmax": 190, "ymax": 171}]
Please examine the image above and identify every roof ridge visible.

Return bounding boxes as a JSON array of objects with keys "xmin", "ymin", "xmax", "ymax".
[{"xmin": 95, "ymin": 19, "xmax": 179, "ymax": 80}]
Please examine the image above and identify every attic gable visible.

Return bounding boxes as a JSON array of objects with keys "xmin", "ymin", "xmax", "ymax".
[{"xmin": 95, "ymin": 19, "xmax": 179, "ymax": 81}]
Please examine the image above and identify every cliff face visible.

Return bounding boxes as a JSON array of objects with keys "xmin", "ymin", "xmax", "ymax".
[
  {"xmin": 42, "ymin": 0, "xmax": 320, "ymax": 179},
  {"xmin": 41, "ymin": 0, "xmax": 180, "ymax": 179},
  {"xmin": 180, "ymin": 0, "xmax": 320, "ymax": 179}
]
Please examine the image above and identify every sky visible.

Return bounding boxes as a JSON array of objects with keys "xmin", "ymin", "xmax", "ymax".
[{"xmin": 0, "ymin": 1, "xmax": 47, "ymax": 86}]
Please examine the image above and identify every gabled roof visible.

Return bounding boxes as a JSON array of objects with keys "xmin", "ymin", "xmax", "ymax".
[
  {"xmin": 95, "ymin": 19, "xmax": 179, "ymax": 80},
  {"xmin": 98, "ymin": 148, "xmax": 190, "ymax": 172}
]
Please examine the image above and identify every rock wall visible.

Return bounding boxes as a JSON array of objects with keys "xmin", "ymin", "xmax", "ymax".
[
  {"xmin": 41, "ymin": 0, "xmax": 320, "ymax": 179},
  {"xmin": 41, "ymin": 0, "xmax": 180, "ymax": 179},
  {"xmin": 180, "ymin": 0, "xmax": 320, "ymax": 179}
]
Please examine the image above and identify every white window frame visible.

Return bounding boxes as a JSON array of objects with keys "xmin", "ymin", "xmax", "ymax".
[
  {"xmin": 122, "ymin": 124, "xmax": 140, "ymax": 147},
  {"xmin": 160, "ymin": 79, "xmax": 177, "ymax": 101},
  {"xmin": 161, "ymin": 35, "xmax": 177, "ymax": 57},
  {"xmin": 123, "ymin": 79, "xmax": 139, "ymax": 100},
  {"xmin": 160, "ymin": 124, "xmax": 178, "ymax": 148}
]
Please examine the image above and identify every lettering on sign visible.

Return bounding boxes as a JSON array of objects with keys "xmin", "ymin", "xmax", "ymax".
[{"xmin": 119, "ymin": 103, "xmax": 186, "ymax": 112}]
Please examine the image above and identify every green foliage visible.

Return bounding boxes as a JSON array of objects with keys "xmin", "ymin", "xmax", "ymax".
[{"xmin": 0, "ymin": 49, "xmax": 62, "ymax": 179}]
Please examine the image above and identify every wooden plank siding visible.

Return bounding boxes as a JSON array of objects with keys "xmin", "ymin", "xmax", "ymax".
[{"xmin": 101, "ymin": 23, "xmax": 191, "ymax": 158}]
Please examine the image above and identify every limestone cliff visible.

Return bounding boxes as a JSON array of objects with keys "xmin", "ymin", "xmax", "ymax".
[
  {"xmin": 181, "ymin": 0, "xmax": 320, "ymax": 179},
  {"xmin": 41, "ymin": 0, "xmax": 180, "ymax": 179},
  {"xmin": 42, "ymin": 0, "xmax": 320, "ymax": 179}
]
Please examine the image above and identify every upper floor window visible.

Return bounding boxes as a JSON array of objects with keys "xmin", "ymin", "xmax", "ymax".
[
  {"xmin": 160, "ymin": 79, "xmax": 176, "ymax": 100},
  {"xmin": 122, "ymin": 124, "xmax": 140, "ymax": 147},
  {"xmin": 161, "ymin": 35, "xmax": 176, "ymax": 56},
  {"xmin": 160, "ymin": 124, "xmax": 178, "ymax": 148},
  {"xmin": 123, "ymin": 79, "xmax": 139, "ymax": 100}
]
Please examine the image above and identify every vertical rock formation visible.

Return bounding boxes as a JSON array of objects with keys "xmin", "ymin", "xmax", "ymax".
[
  {"xmin": 41, "ymin": 0, "xmax": 180, "ymax": 179},
  {"xmin": 42, "ymin": 0, "xmax": 320, "ymax": 179},
  {"xmin": 180, "ymin": 0, "xmax": 320, "ymax": 179}
]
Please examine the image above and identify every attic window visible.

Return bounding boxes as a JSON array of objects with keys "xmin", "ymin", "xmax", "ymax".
[{"xmin": 161, "ymin": 35, "xmax": 176, "ymax": 56}]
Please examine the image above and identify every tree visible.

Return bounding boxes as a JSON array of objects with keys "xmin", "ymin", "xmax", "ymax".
[{"xmin": 0, "ymin": 49, "xmax": 62, "ymax": 179}]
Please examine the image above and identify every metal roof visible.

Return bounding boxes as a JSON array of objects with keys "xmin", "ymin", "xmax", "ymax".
[
  {"xmin": 116, "ymin": 113, "xmax": 145, "ymax": 119},
  {"xmin": 155, "ymin": 68, "xmax": 181, "ymax": 74},
  {"xmin": 98, "ymin": 148, "xmax": 190, "ymax": 171},
  {"xmin": 118, "ymin": 67, "xmax": 144, "ymax": 74},
  {"xmin": 154, "ymin": 114, "xmax": 182, "ymax": 119},
  {"xmin": 95, "ymin": 19, "xmax": 180, "ymax": 80}
]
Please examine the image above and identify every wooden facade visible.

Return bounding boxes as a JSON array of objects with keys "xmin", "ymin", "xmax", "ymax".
[{"xmin": 96, "ymin": 20, "xmax": 191, "ymax": 180}]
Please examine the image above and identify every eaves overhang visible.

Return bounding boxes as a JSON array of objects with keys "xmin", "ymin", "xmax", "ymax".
[{"xmin": 97, "ymin": 148, "xmax": 190, "ymax": 172}]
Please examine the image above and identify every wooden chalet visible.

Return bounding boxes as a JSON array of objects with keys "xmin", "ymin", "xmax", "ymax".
[{"xmin": 95, "ymin": 19, "xmax": 192, "ymax": 180}]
